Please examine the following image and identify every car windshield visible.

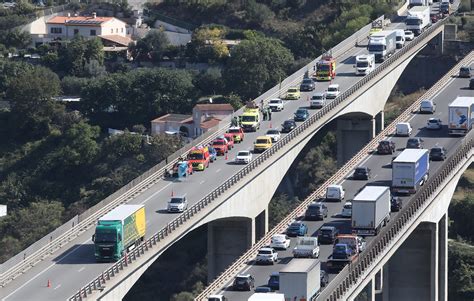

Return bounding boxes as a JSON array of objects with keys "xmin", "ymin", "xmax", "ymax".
[
  {"xmin": 428, "ymin": 119, "xmax": 439, "ymax": 124},
  {"xmin": 356, "ymin": 61, "xmax": 369, "ymax": 67},
  {"xmin": 396, "ymin": 36, "xmax": 402, "ymax": 41},
  {"xmin": 289, "ymin": 223, "xmax": 301, "ymax": 229},
  {"xmin": 258, "ymin": 250, "xmax": 272, "ymax": 255},
  {"xmin": 288, "ymin": 88, "xmax": 298, "ymax": 93},
  {"xmin": 256, "ymin": 139, "xmax": 269, "ymax": 144},
  {"xmin": 334, "ymin": 245, "xmax": 346, "ymax": 252},
  {"xmin": 238, "ymin": 151, "xmax": 250, "ymax": 156},
  {"xmin": 431, "ymin": 148, "xmax": 442, "ymax": 153},
  {"xmin": 170, "ymin": 198, "xmax": 184, "ymax": 204},
  {"xmin": 213, "ymin": 140, "xmax": 225, "ymax": 145},
  {"xmin": 284, "ymin": 121, "xmax": 294, "ymax": 126},
  {"xmin": 302, "ymin": 79, "xmax": 313, "ymax": 84},
  {"xmin": 235, "ymin": 277, "xmax": 248, "ymax": 284},
  {"xmin": 318, "ymin": 64, "xmax": 330, "ymax": 71},
  {"xmin": 270, "ymin": 100, "xmax": 281, "ymax": 104},
  {"xmin": 228, "ymin": 129, "xmax": 240, "ymax": 133},
  {"xmin": 328, "ymin": 87, "xmax": 338, "ymax": 92},
  {"xmin": 267, "ymin": 130, "xmax": 279, "ymax": 135},
  {"xmin": 188, "ymin": 153, "xmax": 203, "ymax": 160},
  {"xmin": 272, "ymin": 236, "xmax": 284, "ymax": 242},
  {"xmin": 405, "ymin": 31, "xmax": 412, "ymax": 36},
  {"xmin": 320, "ymin": 229, "xmax": 333, "ymax": 235},
  {"xmin": 408, "ymin": 139, "xmax": 418, "ymax": 143},
  {"xmin": 241, "ymin": 115, "xmax": 256, "ymax": 122},
  {"xmin": 269, "ymin": 275, "xmax": 279, "ymax": 282},
  {"xmin": 344, "ymin": 204, "xmax": 352, "ymax": 209},
  {"xmin": 368, "ymin": 44, "xmax": 384, "ymax": 52},
  {"xmin": 308, "ymin": 205, "xmax": 321, "ymax": 212},
  {"xmin": 95, "ymin": 231, "xmax": 117, "ymax": 243},
  {"xmin": 461, "ymin": 67, "xmax": 469, "ymax": 72},
  {"xmin": 312, "ymin": 94, "xmax": 323, "ymax": 100},
  {"xmin": 355, "ymin": 168, "xmax": 366, "ymax": 173},
  {"xmin": 406, "ymin": 18, "xmax": 421, "ymax": 25},
  {"xmin": 296, "ymin": 110, "xmax": 306, "ymax": 115}
]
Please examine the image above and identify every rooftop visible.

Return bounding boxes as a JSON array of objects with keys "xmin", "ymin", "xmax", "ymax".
[
  {"xmin": 47, "ymin": 15, "xmax": 114, "ymax": 26},
  {"xmin": 194, "ymin": 103, "xmax": 234, "ymax": 111},
  {"xmin": 151, "ymin": 114, "xmax": 193, "ymax": 123},
  {"xmin": 200, "ymin": 117, "xmax": 221, "ymax": 129},
  {"xmin": 100, "ymin": 35, "xmax": 132, "ymax": 47}
]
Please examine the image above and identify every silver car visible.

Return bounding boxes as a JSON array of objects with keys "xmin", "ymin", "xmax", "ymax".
[
  {"xmin": 167, "ymin": 196, "xmax": 188, "ymax": 213},
  {"xmin": 426, "ymin": 118, "xmax": 442, "ymax": 130}
]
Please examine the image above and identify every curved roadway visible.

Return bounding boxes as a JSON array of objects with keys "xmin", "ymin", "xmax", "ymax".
[
  {"xmin": 219, "ymin": 61, "xmax": 474, "ymax": 300},
  {"xmin": 1, "ymin": 19, "xmax": 414, "ymax": 301}
]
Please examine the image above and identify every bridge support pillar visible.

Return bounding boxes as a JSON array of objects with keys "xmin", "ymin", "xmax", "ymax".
[
  {"xmin": 255, "ymin": 208, "xmax": 268, "ymax": 241},
  {"xmin": 387, "ymin": 222, "xmax": 438, "ymax": 301},
  {"xmin": 336, "ymin": 117, "xmax": 375, "ymax": 165},
  {"xmin": 375, "ymin": 110, "xmax": 384, "ymax": 133},
  {"xmin": 439, "ymin": 213, "xmax": 448, "ymax": 301},
  {"xmin": 207, "ymin": 217, "xmax": 255, "ymax": 281}
]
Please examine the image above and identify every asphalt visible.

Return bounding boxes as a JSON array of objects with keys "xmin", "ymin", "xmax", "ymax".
[
  {"xmin": 0, "ymin": 16, "xmax": 451, "ymax": 301},
  {"xmin": 219, "ymin": 61, "xmax": 474, "ymax": 300}
]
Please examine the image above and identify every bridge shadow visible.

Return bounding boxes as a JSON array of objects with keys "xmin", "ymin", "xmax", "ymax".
[
  {"xmin": 413, "ymin": 125, "xmax": 449, "ymax": 138},
  {"xmin": 156, "ymin": 209, "xmax": 172, "ymax": 214},
  {"xmin": 52, "ymin": 243, "xmax": 102, "ymax": 265},
  {"xmin": 336, "ymin": 72, "xmax": 360, "ymax": 78},
  {"xmin": 460, "ymin": 87, "xmax": 473, "ymax": 90}
]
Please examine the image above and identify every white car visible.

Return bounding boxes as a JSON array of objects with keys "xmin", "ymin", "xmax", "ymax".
[
  {"xmin": 256, "ymin": 247, "xmax": 278, "ymax": 264},
  {"xmin": 419, "ymin": 99, "xmax": 436, "ymax": 113},
  {"xmin": 326, "ymin": 84, "xmax": 340, "ymax": 99},
  {"xmin": 426, "ymin": 118, "xmax": 442, "ymax": 130},
  {"xmin": 404, "ymin": 30, "xmax": 414, "ymax": 41},
  {"xmin": 270, "ymin": 234, "xmax": 291, "ymax": 250},
  {"xmin": 341, "ymin": 201, "xmax": 352, "ymax": 217},
  {"xmin": 265, "ymin": 129, "xmax": 281, "ymax": 142},
  {"xmin": 235, "ymin": 150, "xmax": 252, "ymax": 164},
  {"xmin": 268, "ymin": 98, "xmax": 284, "ymax": 111},
  {"xmin": 167, "ymin": 196, "xmax": 188, "ymax": 213}
]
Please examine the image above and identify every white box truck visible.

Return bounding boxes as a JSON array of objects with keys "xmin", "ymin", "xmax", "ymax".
[
  {"xmin": 406, "ymin": 6, "xmax": 431, "ymax": 36},
  {"xmin": 392, "ymin": 149, "xmax": 430, "ymax": 194},
  {"xmin": 354, "ymin": 54, "xmax": 375, "ymax": 75},
  {"xmin": 248, "ymin": 293, "xmax": 284, "ymax": 301},
  {"xmin": 448, "ymin": 96, "xmax": 474, "ymax": 136},
  {"xmin": 409, "ymin": 0, "xmax": 432, "ymax": 8},
  {"xmin": 351, "ymin": 186, "xmax": 391, "ymax": 236},
  {"xmin": 280, "ymin": 259, "xmax": 321, "ymax": 300},
  {"xmin": 368, "ymin": 30, "xmax": 397, "ymax": 63}
]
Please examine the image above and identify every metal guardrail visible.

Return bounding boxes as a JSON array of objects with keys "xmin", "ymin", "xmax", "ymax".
[
  {"xmin": 0, "ymin": 11, "xmax": 376, "ymax": 289},
  {"xmin": 69, "ymin": 16, "xmax": 449, "ymax": 301}
]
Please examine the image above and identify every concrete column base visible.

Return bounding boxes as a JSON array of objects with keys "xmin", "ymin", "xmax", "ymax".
[{"xmin": 336, "ymin": 116, "xmax": 375, "ymax": 165}]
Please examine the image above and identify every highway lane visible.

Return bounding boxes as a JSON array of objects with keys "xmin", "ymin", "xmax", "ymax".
[
  {"xmin": 2, "ymin": 20, "xmax": 411, "ymax": 301},
  {"xmin": 220, "ymin": 61, "xmax": 474, "ymax": 300}
]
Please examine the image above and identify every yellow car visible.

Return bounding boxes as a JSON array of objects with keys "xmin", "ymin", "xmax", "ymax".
[
  {"xmin": 286, "ymin": 87, "xmax": 300, "ymax": 100},
  {"xmin": 253, "ymin": 136, "xmax": 273, "ymax": 153}
]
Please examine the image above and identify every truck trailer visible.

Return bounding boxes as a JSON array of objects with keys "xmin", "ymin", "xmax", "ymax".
[
  {"xmin": 448, "ymin": 96, "xmax": 474, "ymax": 136},
  {"xmin": 248, "ymin": 293, "xmax": 284, "ymax": 301},
  {"xmin": 368, "ymin": 30, "xmax": 397, "ymax": 63},
  {"xmin": 280, "ymin": 259, "xmax": 321, "ymax": 300},
  {"xmin": 93, "ymin": 204, "xmax": 146, "ymax": 261},
  {"xmin": 406, "ymin": 6, "xmax": 431, "ymax": 36},
  {"xmin": 351, "ymin": 186, "xmax": 391, "ymax": 236},
  {"xmin": 392, "ymin": 149, "xmax": 430, "ymax": 194}
]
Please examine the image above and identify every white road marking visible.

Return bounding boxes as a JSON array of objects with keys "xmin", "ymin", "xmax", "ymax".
[
  {"xmin": 140, "ymin": 182, "xmax": 172, "ymax": 204},
  {"xmin": 200, "ymin": 180, "xmax": 206, "ymax": 184},
  {"xmin": 373, "ymin": 174, "xmax": 378, "ymax": 178},
  {"xmin": 53, "ymin": 284, "xmax": 61, "ymax": 290},
  {"xmin": 215, "ymin": 168, "xmax": 221, "ymax": 173},
  {"xmin": 77, "ymin": 267, "xmax": 85, "ymax": 273}
]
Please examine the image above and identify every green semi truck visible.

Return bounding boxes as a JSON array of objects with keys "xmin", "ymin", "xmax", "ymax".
[{"xmin": 93, "ymin": 204, "xmax": 146, "ymax": 261}]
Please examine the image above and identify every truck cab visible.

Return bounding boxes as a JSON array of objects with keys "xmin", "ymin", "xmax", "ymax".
[
  {"xmin": 187, "ymin": 146, "xmax": 211, "ymax": 170},
  {"xmin": 354, "ymin": 54, "xmax": 375, "ymax": 76},
  {"xmin": 240, "ymin": 107, "xmax": 261, "ymax": 132},
  {"xmin": 315, "ymin": 53, "xmax": 336, "ymax": 81},
  {"xmin": 395, "ymin": 29, "xmax": 405, "ymax": 49},
  {"xmin": 253, "ymin": 136, "xmax": 272, "ymax": 153}
]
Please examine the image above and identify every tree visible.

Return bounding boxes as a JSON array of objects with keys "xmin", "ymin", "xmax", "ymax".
[
  {"xmin": 6, "ymin": 66, "xmax": 61, "ymax": 137},
  {"xmin": 131, "ymin": 30, "xmax": 169, "ymax": 62},
  {"xmin": 59, "ymin": 36, "xmax": 105, "ymax": 76},
  {"xmin": 224, "ymin": 35, "xmax": 293, "ymax": 99},
  {"xmin": 449, "ymin": 195, "xmax": 474, "ymax": 242}
]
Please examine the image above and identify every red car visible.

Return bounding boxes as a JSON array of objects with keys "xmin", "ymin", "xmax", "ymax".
[
  {"xmin": 212, "ymin": 138, "xmax": 229, "ymax": 155},
  {"xmin": 223, "ymin": 133, "xmax": 235, "ymax": 149},
  {"xmin": 227, "ymin": 127, "xmax": 245, "ymax": 143}
]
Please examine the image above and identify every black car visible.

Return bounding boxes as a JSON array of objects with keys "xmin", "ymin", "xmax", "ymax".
[
  {"xmin": 352, "ymin": 166, "xmax": 371, "ymax": 180},
  {"xmin": 304, "ymin": 202, "xmax": 328, "ymax": 221},
  {"xmin": 377, "ymin": 140, "xmax": 395, "ymax": 154},
  {"xmin": 469, "ymin": 78, "xmax": 474, "ymax": 90},
  {"xmin": 281, "ymin": 120, "xmax": 297, "ymax": 133},
  {"xmin": 294, "ymin": 108, "xmax": 309, "ymax": 121},
  {"xmin": 430, "ymin": 146, "xmax": 447, "ymax": 161},
  {"xmin": 320, "ymin": 270, "xmax": 329, "ymax": 287},
  {"xmin": 255, "ymin": 286, "xmax": 272, "ymax": 293},
  {"xmin": 440, "ymin": 2, "xmax": 450, "ymax": 14},
  {"xmin": 459, "ymin": 66, "xmax": 471, "ymax": 78},
  {"xmin": 406, "ymin": 137, "xmax": 424, "ymax": 149},
  {"xmin": 300, "ymin": 77, "xmax": 316, "ymax": 91},
  {"xmin": 318, "ymin": 225, "xmax": 339, "ymax": 244},
  {"xmin": 233, "ymin": 274, "xmax": 255, "ymax": 291},
  {"xmin": 391, "ymin": 196, "xmax": 402, "ymax": 212}
]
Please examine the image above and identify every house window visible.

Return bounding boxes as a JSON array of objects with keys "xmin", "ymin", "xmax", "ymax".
[
  {"xmin": 73, "ymin": 29, "xmax": 79, "ymax": 35},
  {"xmin": 90, "ymin": 29, "xmax": 96, "ymax": 36},
  {"xmin": 121, "ymin": 28, "xmax": 123, "ymax": 33},
  {"xmin": 111, "ymin": 28, "xmax": 113, "ymax": 34},
  {"xmin": 116, "ymin": 28, "xmax": 118, "ymax": 33},
  {"xmin": 50, "ymin": 27, "xmax": 62, "ymax": 34}
]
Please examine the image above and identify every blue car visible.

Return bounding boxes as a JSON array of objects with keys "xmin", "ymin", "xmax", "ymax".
[
  {"xmin": 267, "ymin": 272, "xmax": 279, "ymax": 291},
  {"xmin": 294, "ymin": 108, "xmax": 309, "ymax": 121},
  {"xmin": 287, "ymin": 221, "xmax": 308, "ymax": 237},
  {"xmin": 208, "ymin": 146, "xmax": 217, "ymax": 162}
]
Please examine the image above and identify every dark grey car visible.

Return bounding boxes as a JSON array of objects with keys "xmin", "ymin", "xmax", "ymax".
[
  {"xmin": 300, "ymin": 78, "xmax": 315, "ymax": 91},
  {"xmin": 304, "ymin": 202, "xmax": 328, "ymax": 221},
  {"xmin": 406, "ymin": 137, "xmax": 424, "ymax": 149}
]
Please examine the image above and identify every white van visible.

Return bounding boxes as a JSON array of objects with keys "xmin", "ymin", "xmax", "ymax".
[
  {"xmin": 395, "ymin": 29, "xmax": 405, "ymax": 49},
  {"xmin": 310, "ymin": 92, "xmax": 326, "ymax": 109},
  {"xmin": 396, "ymin": 122, "xmax": 412, "ymax": 136},
  {"xmin": 419, "ymin": 99, "xmax": 436, "ymax": 114},
  {"xmin": 326, "ymin": 185, "xmax": 345, "ymax": 201}
]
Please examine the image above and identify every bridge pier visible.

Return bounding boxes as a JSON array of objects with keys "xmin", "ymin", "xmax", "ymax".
[
  {"xmin": 336, "ymin": 116, "xmax": 375, "ymax": 166},
  {"xmin": 207, "ymin": 208, "xmax": 269, "ymax": 281}
]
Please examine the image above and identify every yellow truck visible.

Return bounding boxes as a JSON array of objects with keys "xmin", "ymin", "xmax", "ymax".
[
  {"xmin": 240, "ymin": 101, "xmax": 261, "ymax": 132},
  {"xmin": 253, "ymin": 136, "xmax": 273, "ymax": 153}
]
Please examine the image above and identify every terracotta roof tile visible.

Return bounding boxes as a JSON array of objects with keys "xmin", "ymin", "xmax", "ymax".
[{"xmin": 194, "ymin": 103, "xmax": 234, "ymax": 111}]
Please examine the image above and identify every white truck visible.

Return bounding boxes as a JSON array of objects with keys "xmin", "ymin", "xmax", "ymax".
[
  {"xmin": 248, "ymin": 293, "xmax": 284, "ymax": 301},
  {"xmin": 293, "ymin": 237, "xmax": 320, "ymax": 258},
  {"xmin": 395, "ymin": 29, "xmax": 406, "ymax": 49},
  {"xmin": 280, "ymin": 259, "xmax": 321, "ymax": 300},
  {"xmin": 368, "ymin": 30, "xmax": 397, "ymax": 63},
  {"xmin": 392, "ymin": 149, "xmax": 430, "ymax": 194},
  {"xmin": 351, "ymin": 186, "xmax": 391, "ymax": 236},
  {"xmin": 354, "ymin": 54, "xmax": 375, "ymax": 75},
  {"xmin": 406, "ymin": 6, "xmax": 431, "ymax": 36},
  {"xmin": 448, "ymin": 96, "xmax": 474, "ymax": 136}
]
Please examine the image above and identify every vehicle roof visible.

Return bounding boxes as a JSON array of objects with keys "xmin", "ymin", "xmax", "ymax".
[
  {"xmin": 99, "ymin": 205, "xmax": 144, "ymax": 221},
  {"xmin": 393, "ymin": 149, "xmax": 428, "ymax": 163},
  {"xmin": 280, "ymin": 258, "xmax": 320, "ymax": 273},
  {"xmin": 228, "ymin": 126, "xmax": 241, "ymax": 130},
  {"xmin": 328, "ymin": 84, "xmax": 339, "ymax": 88},
  {"xmin": 312, "ymin": 92, "xmax": 325, "ymax": 96},
  {"xmin": 353, "ymin": 186, "xmax": 390, "ymax": 201},
  {"xmin": 328, "ymin": 184, "xmax": 343, "ymax": 189},
  {"xmin": 320, "ymin": 225, "xmax": 336, "ymax": 230},
  {"xmin": 396, "ymin": 122, "xmax": 410, "ymax": 126},
  {"xmin": 450, "ymin": 96, "xmax": 474, "ymax": 107},
  {"xmin": 256, "ymin": 136, "xmax": 272, "ymax": 140},
  {"xmin": 259, "ymin": 247, "xmax": 273, "ymax": 251},
  {"xmin": 272, "ymin": 233, "xmax": 286, "ymax": 238},
  {"xmin": 236, "ymin": 274, "xmax": 251, "ymax": 278}
]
